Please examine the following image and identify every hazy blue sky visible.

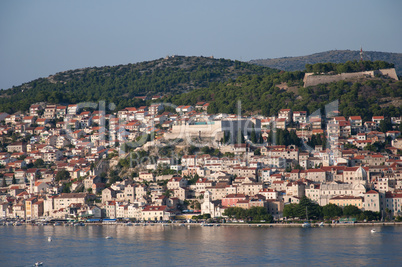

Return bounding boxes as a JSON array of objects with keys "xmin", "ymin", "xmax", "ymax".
[{"xmin": 1, "ymin": 0, "xmax": 401, "ymax": 90}]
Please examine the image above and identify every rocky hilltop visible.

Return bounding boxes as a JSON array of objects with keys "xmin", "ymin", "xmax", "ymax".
[{"xmin": 250, "ymin": 50, "xmax": 402, "ymax": 75}]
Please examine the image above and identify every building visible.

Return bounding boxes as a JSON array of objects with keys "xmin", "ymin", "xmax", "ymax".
[
  {"xmin": 329, "ymin": 195, "xmax": 364, "ymax": 209},
  {"xmin": 363, "ymin": 190, "xmax": 380, "ymax": 212},
  {"xmin": 54, "ymin": 193, "xmax": 88, "ymax": 211},
  {"xmin": 142, "ymin": 205, "xmax": 169, "ymax": 221}
]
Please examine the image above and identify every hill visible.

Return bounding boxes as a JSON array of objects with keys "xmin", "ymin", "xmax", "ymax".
[
  {"xmin": 168, "ymin": 70, "xmax": 402, "ymax": 121},
  {"xmin": 1, "ymin": 55, "xmax": 400, "ymax": 121},
  {"xmin": 250, "ymin": 50, "xmax": 402, "ymax": 76},
  {"xmin": 0, "ymin": 56, "xmax": 278, "ymax": 113}
]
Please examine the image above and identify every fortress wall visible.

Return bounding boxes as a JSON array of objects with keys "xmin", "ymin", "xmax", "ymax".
[
  {"xmin": 165, "ymin": 121, "xmax": 224, "ymax": 140},
  {"xmin": 303, "ymin": 68, "xmax": 398, "ymax": 87},
  {"xmin": 164, "ymin": 119, "xmax": 261, "ymax": 141},
  {"xmin": 377, "ymin": 68, "xmax": 398, "ymax": 80}
]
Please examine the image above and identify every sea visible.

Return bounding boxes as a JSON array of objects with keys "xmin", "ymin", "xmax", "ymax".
[{"xmin": 1, "ymin": 224, "xmax": 402, "ymax": 266}]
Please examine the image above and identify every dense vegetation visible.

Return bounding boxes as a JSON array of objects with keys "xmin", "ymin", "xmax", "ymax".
[
  {"xmin": 223, "ymin": 206, "xmax": 274, "ymax": 222},
  {"xmin": 168, "ymin": 71, "xmax": 402, "ymax": 120},
  {"xmin": 305, "ymin": 60, "xmax": 394, "ymax": 74},
  {"xmin": 168, "ymin": 71, "xmax": 304, "ymax": 115},
  {"xmin": 283, "ymin": 196, "xmax": 381, "ymax": 221},
  {"xmin": 250, "ymin": 49, "xmax": 402, "ymax": 76},
  {"xmin": 1, "ymin": 55, "xmax": 400, "ymax": 120},
  {"xmin": 0, "ymin": 56, "xmax": 278, "ymax": 113}
]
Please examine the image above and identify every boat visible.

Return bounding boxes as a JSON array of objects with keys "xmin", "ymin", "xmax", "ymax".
[
  {"xmin": 318, "ymin": 222, "xmax": 324, "ymax": 227},
  {"xmin": 134, "ymin": 223, "xmax": 140, "ymax": 226},
  {"xmin": 178, "ymin": 223, "xmax": 185, "ymax": 226},
  {"xmin": 105, "ymin": 236, "xmax": 113, "ymax": 239},
  {"xmin": 126, "ymin": 222, "xmax": 133, "ymax": 226},
  {"xmin": 302, "ymin": 207, "xmax": 311, "ymax": 228},
  {"xmin": 48, "ymin": 237, "xmax": 52, "ymax": 242},
  {"xmin": 371, "ymin": 229, "xmax": 376, "ymax": 233},
  {"xmin": 54, "ymin": 222, "xmax": 61, "ymax": 226},
  {"xmin": 215, "ymin": 224, "xmax": 221, "ymax": 227},
  {"xmin": 34, "ymin": 262, "xmax": 43, "ymax": 266},
  {"xmin": 13, "ymin": 222, "xmax": 22, "ymax": 226},
  {"xmin": 162, "ymin": 223, "xmax": 169, "ymax": 226}
]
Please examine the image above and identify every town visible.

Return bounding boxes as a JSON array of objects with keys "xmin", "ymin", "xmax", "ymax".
[{"xmin": 0, "ymin": 100, "xmax": 401, "ymax": 224}]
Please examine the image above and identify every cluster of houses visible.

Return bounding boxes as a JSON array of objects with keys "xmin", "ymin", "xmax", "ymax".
[{"xmin": 0, "ymin": 101, "xmax": 402, "ymax": 222}]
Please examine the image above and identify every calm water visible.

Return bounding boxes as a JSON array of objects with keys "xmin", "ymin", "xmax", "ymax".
[{"xmin": 1, "ymin": 224, "xmax": 401, "ymax": 266}]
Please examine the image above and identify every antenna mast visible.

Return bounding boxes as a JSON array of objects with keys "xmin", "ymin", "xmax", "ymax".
[{"xmin": 359, "ymin": 46, "xmax": 365, "ymax": 71}]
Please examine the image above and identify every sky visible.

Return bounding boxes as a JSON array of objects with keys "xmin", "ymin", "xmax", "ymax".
[{"xmin": 0, "ymin": 0, "xmax": 401, "ymax": 90}]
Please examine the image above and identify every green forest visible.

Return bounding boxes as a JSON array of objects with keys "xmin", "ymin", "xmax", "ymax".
[
  {"xmin": 0, "ymin": 56, "xmax": 277, "ymax": 113},
  {"xmin": 1, "ymin": 57, "xmax": 400, "ymax": 120},
  {"xmin": 168, "ymin": 70, "xmax": 402, "ymax": 120},
  {"xmin": 305, "ymin": 60, "xmax": 394, "ymax": 74}
]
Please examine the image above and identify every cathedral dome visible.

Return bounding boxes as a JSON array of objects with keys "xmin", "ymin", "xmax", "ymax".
[{"xmin": 355, "ymin": 166, "xmax": 367, "ymax": 179}]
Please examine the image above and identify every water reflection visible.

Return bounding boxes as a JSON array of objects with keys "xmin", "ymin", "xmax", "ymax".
[{"xmin": 1, "ymin": 225, "xmax": 402, "ymax": 266}]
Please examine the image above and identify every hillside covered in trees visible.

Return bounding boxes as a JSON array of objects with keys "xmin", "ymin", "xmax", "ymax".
[
  {"xmin": 166, "ymin": 61, "xmax": 401, "ymax": 120},
  {"xmin": 0, "ymin": 56, "xmax": 278, "ymax": 113},
  {"xmin": 1, "ymin": 56, "xmax": 401, "ymax": 120},
  {"xmin": 250, "ymin": 50, "xmax": 402, "ymax": 76}
]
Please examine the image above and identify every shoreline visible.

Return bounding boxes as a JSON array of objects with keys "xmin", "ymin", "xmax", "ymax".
[{"xmin": 14, "ymin": 221, "xmax": 402, "ymax": 228}]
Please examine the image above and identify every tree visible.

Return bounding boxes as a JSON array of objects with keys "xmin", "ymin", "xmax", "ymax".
[
  {"xmin": 163, "ymin": 190, "xmax": 172, "ymax": 198},
  {"xmin": 250, "ymin": 125, "xmax": 257, "ymax": 143},
  {"xmin": 297, "ymin": 196, "xmax": 322, "ymax": 219},
  {"xmin": 12, "ymin": 175, "xmax": 17, "ymax": 184},
  {"xmin": 33, "ymin": 159, "xmax": 45, "ymax": 168},
  {"xmin": 322, "ymin": 203, "xmax": 343, "ymax": 219},
  {"xmin": 283, "ymin": 203, "xmax": 297, "ymax": 218},
  {"xmin": 55, "ymin": 170, "xmax": 71, "ymax": 182},
  {"xmin": 343, "ymin": 205, "xmax": 362, "ymax": 217},
  {"xmin": 62, "ymin": 183, "xmax": 71, "ymax": 193},
  {"xmin": 236, "ymin": 131, "xmax": 245, "ymax": 144},
  {"xmin": 379, "ymin": 117, "xmax": 392, "ymax": 133}
]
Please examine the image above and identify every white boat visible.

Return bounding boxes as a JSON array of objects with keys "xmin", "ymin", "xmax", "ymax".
[
  {"xmin": 318, "ymin": 222, "xmax": 324, "ymax": 227},
  {"xmin": 215, "ymin": 224, "xmax": 221, "ymax": 227},
  {"xmin": 48, "ymin": 237, "xmax": 52, "ymax": 242},
  {"xmin": 34, "ymin": 262, "xmax": 43, "ymax": 266},
  {"xmin": 126, "ymin": 222, "xmax": 133, "ymax": 226},
  {"xmin": 105, "ymin": 236, "xmax": 113, "ymax": 239},
  {"xmin": 371, "ymin": 229, "xmax": 376, "ymax": 233},
  {"xmin": 54, "ymin": 222, "xmax": 61, "ymax": 226}
]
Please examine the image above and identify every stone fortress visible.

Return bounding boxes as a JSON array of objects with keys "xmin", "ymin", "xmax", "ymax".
[
  {"xmin": 303, "ymin": 68, "xmax": 398, "ymax": 87},
  {"xmin": 164, "ymin": 118, "xmax": 261, "ymax": 142}
]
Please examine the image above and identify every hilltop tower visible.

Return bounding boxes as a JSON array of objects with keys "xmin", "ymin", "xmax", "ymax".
[{"xmin": 359, "ymin": 46, "xmax": 365, "ymax": 71}]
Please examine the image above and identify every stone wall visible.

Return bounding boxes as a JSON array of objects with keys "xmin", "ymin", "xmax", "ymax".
[{"xmin": 303, "ymin": 68, "xmax": 398, "ymax": 87}]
